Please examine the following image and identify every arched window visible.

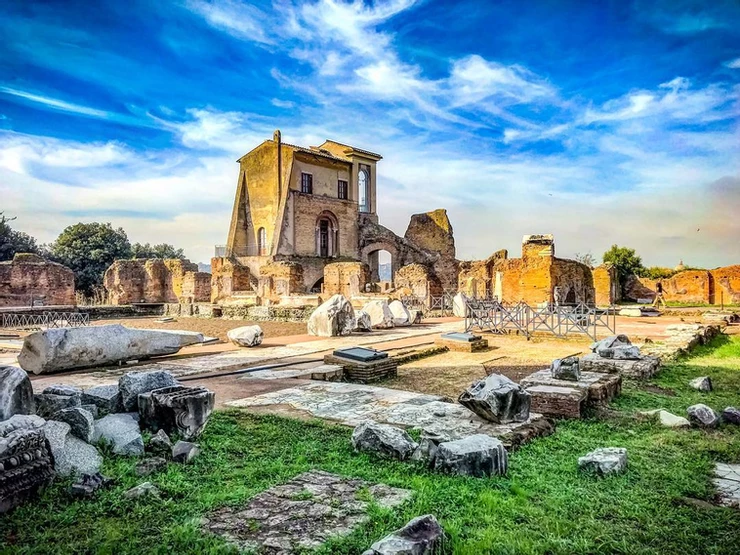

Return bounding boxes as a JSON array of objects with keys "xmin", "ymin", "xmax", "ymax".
[
  {"xmin": 358, "ymin": 169, "xmax": 369, "ymax": 213},
  {"xmin": 316, "ymin": 211, "xmax": 339, "ymax": 257},
  {"xmin": 257, "ymin": 227, "xmax": 267, "ymax": 256}
]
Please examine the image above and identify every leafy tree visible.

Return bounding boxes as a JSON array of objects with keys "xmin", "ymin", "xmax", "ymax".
[
  {"xmin": 602, "ymin": 245, "xmax": 644, "ymax": 292},
  {"xmin": 0, "ymin": 212, "xmax": 40, "ymax": 261},
  {"xmin": 574, "ymin": 252, "xmax": 596, "ymax": 268},
  {"xmin": 637, "ymin": 266, "xmax": 675, "ymax": 280},
  {"xmin": 49, "ymin": 223, "xmax": 132, "ymax": 294},
  {"xmin": 131, "ymin": 242, "xmax": 186, "ymax": 260}
]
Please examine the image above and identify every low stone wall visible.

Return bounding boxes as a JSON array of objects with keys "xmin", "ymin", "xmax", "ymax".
[
  {"xmin": 221, "ymin": 305, "xmax": 314, "ymax": 322},
  {"xmin": 163, "ymin": 303, "xmax": 218, "ymax": 318},
  {"xmin": 640, "ymin": 324, "xmax": 722, "ymax": 359}
]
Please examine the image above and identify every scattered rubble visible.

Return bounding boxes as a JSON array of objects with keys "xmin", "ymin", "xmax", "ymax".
[
  {"xmin": 172, "ymin": 440, "xmax": 200, "ymax": 464},
  {"xmin": 433, "ymin": 434, "xmax": 508, "ymax": 477},
  {"xmin": 148, "ymin": 429, "xmax": 173, "ymax": 456},
  {"xmin": 351, "ymin": 421, "xmax": 418, "ymax": 461},
  {"xmin": 81, "ymin": 384, "xmax": 123, "ymax": 415},
  {"xmin": 0, "ymin": 366, "xmax": 34, "ymax": 420},
  {"xmin": 69, "ymin": 472, "xmax": 113, "ymax": 498},
  {"xmin": 92, "ymin": 413, "xmax": 145, "ymax": 456},
  {"xmin": 578, "ymin": 447, "xmax": 627, "ymax": 476},
  {"xmin": 52, "ymin": 407, "xmax": 95, "ymax": 443},
  {"xmin": 227, "ymin": 325, "xmax": 264, "ymax": 347},
  {"xmin": 689, "ymin": 376, "xmax": 713, "ymax": 392},
  {"xmin": 687, "ymin": 404, "xmax": 719, "ymax": 428},
  {"xmin": 721, "ymin": 407, "xmax": 740, "ymax": 425},
  {"xmin": 118, "ymin": 370, "xmax": 179, "ymax": 411},
  {"xmin": 124, "ymin": 481, "xmax": 160, "ymax": 499},
  {"xmin": 135, "ymin": 457, "xmax": 168, "ymax": 476},
  {"xmin": 362, "ymin": 514, "xmax": 444, "ymax": 555},
  {"xmin": 308, "ymin": 294, "xmax": 356, "ymax": 337},
  {"xmin": 43, "ymin": 420, "xmax": 102, "ymax": 476},
  {"xmin": 458, "ymin": 374, "xmax": 531, "ymax": 424}
]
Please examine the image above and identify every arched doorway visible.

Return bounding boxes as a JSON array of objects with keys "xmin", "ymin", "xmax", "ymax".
[
  {"xmin": 358, "ymin": 169, "xmax": 369, "ymax": 213},
  {"xmin": 362, "ymin": 243, "xmax": 399, "ymax": 285},
  {"xmin": 311, "ymin": 277, "xmax": 324, "ymax": 293},
  {"xmin": 315, "ymin": 211, "xmax": 339, "ymax": 257}
]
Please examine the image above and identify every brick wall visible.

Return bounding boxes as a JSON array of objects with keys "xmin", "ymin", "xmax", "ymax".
[{"xmin": 0, "ymin": 253, "xmax": 75, "ymax": 307}]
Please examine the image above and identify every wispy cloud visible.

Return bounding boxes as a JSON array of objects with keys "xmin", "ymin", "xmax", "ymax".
[
  {"xmin": 0, "ymin": 87, "xmax": 111, "ymax": 118},
  {"xmin": 184, "ymin": 0, "xmax": 274, "ymax": 44},
  {"xmin": 725, "ymin": 57, "xmax": 740, "ymax": 69}
]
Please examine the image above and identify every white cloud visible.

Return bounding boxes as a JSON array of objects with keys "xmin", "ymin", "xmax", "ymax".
[
  {"xmin": 184, "ymin": 0, "xmax": 274, "ymax": 44},
  {"xmin": 0, "ymin": 86, "xmax": 110, "ymax": 119},
  {"xmin": 725, "ymin": 57, "xmax": 740, "ymax": 69}
]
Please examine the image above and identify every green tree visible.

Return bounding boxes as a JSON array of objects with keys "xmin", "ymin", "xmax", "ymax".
[
  {"xmin": 131, "ymin": 242, "xmax": 186, "ymax": 260},
  {"xmin": 602, "ymin": 244, "xmax": 644, "ymax": 293},
  {"xmin": 49, "ymin": 223, "xmax": 132, "ymax": 294},
  {"xmin": 0, "ymin": 212, "xmax": 40, "ymax": 261}
]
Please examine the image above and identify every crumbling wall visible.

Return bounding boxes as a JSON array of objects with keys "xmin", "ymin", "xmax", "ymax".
[
  {"xmin": 323, "ymin": 261, "xmax": 369, "ymax": 298},
  {"xmin": 210, "ymin": 257, "xmax": 252, "ymax": 303},
  {"xmin": 258, "ymin": 261, "xmax": 305, "ymax": 301},
  {"xmin": 624, "ymin": 266, "xmax": 740, "ymax": 305},
  {"xmin": 104, "ymin": 258, "xmax": 201, "ymax": 305},
  {"xmin": 394, "ymin": 263, "xmax": 442, "ymax": 298},
  {"xmin": 551, "ymin": 258, "xmax": 595, "ymax": 305},
  {"xmin": 0, "ymin": 253, "xmax": 76, "ymax": 307},
  {"xmin": 710, "ymin": 265, "xmax": 740, "ymax": 305},
  {"xmin": 593, "ymin": 264, "xmax": 619, "ymax": 306},
  {"xmin": 181, "ymin": 272, "xmax": 211, "ymax": 303}
]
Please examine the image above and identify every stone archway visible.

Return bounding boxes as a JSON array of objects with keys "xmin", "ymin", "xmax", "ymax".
[
  {"xmin": 362, "ymin": 242, "xmax": 399, "ymax": 283},
  {"xmin": 315, "ymin": 211, "xmax": 339, "ymax": 258}
]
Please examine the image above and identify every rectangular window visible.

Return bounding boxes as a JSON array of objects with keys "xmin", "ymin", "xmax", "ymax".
[
  {"xmin": 301, "ymin": 173, "xmax": 313, "ymax": 194},
  {"xmin": 338, "ymin": 180, "xmax": 348, "ymax": 200}
]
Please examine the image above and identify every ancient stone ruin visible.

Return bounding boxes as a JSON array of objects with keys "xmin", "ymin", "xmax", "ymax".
[
  {"xmin": 0, "ymin": 253, "xmax": 75, "ymax": 307},
  {"xmin": 104, "ymin": 258, "xmax": 210, "ymax": 305}
]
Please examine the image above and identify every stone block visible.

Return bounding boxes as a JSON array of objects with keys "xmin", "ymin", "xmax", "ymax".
[
  {"xmin": 81, "ymin": 385, "xmax": 123, "ymax": 415},
  {"xmin": 721, "ymin": 407, "xmax": 740, "ymax": 425},
  {"xmin": 362, "ymin": 300, "xmax": 395, "ymax": 329},
  {"xmin": 227, "ymin": 325, "xmax": 264, "ymax": 347},
  {"xmin": 0, "ymin": 366, "xmax": 34, "ymax": 420},
  {"xmin": 51, "ymin": 407, "xmax": 95, "ymax": 443},
  {"xmin": 388, "ymin": 300, "xmax": 412, "ymax": 327},
  {"xmin": 308, "ymin": 294, "xmax": 356, "ymax": 337},
  {"xmin": 578, "ymin": 447, "xmax": 627, "ymax": 476},
  {"xmin": 354, "ymin": 310, "xmax": 373, "ymax": 332},
  {"xmin": 362, "ymin": 514, "xmax": 444, "ymax": 555},
  {"xmin": 138, "ymin": 386, "xmax": 215, "ymax": 440},
  {"xmin": 92, "ymin": 413, "xmax": 144, "ymax": 456},
  {"xmin": 148, "ymin": 429, "xmax": 173, "ymax": 456},
  {"xmin": 172, "ymin": 440, "xmax": 200, "ymax": 464},
  {"xmin": 687, "ymin": 404, "xmax": 719, "ymax": 428},
  {"xmin": 458, "ymin": 374, "xmax": 531, "ymax": 424},
  {"xmin": 351, "ymin": 421, "xmax": 418, "ymax": 461},
  {"xmin": 43, "ymin": 420, "xmax": 102, "ymax": 477},
  {"xmin": 119, "ymin": 370, "xmax": 179, "ymax": 411},
  {"xmin": 34, "ymin": 392, "xmax": 81, "ymax": 418},
  {"xmin": 433, "ymin": 434, "xmax": 508, "ymax": 477},
  {"xmin": 579, "ymin": 353, "xmax": 660, "ymax": 380},
  {"xmin": 550, "ymin": 356, "xmax": 580, "ymax": 381},
  {"xmin": 689, "ymin": 376, "xmax": 712, "ymax": 392}
]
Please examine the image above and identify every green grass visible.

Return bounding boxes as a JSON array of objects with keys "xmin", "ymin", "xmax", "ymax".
[{"xmin": 2, "ymin": 338, "xmax": 740, "ymax": 555}]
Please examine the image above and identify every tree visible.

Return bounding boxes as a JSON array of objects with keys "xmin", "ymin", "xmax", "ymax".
[
  {"xmin": 0, "ymin": 212, "xmax": 40, "ymax": 261},
  {"xmin": 131, "ymin": 242, "xmax": 186, "ymax": 260},
  {"xmin": 49, "ymin": 223, "xmax": 132, "ymax": 295},
  {"xmin": 602, "ymin": 245, "xmax": 644, "ymax": 293},
  {"xmin": 574, "ymin": 252, "xmax": 596, "ymax": 268}
]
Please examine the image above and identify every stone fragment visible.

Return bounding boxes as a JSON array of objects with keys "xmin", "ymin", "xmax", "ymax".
[
  {"xmin": 172, "ymin": 440, "xmax": 200, "ymax": 464},
  {"xmin": 138, "ymin": 386, "xmax": 215, "ymax": 440},
  {"xmin": 721, "ymin": 407, "xmax": 740, "ymax": 425},
  {"xmin": 81, "ymin": 404, "xmax": 100, "ymax": 419},
  {"xmin": 227, "ymin": 325, "xmax": 264, "ymax": 347},
  {"xmin": 43, "ymin": 420, "xmax": 102, "ymax": 476},
  {"xmin": 689, "ymin": 376, "xmax": 713, "ymax": 392},
  {"xmin": 0, "ymin": 366, "xmax": 34, "ymax": 420},
  {"xmin": 687, "ymin": 404, "xmax": 719, "ymax": 428},
  {"xmin": 351, "ymin": 421, "xmax": 418, "ymax": 461},
  {"xmin": 578, "ymin": 447, "xmax": 627, "ymax": 476},
  {"xmin": 34, "ymin": 392, "xmax": 81, "ymax": 418},
  {"xmin": 388, "ymin": 300, "xmax": 412, "ymax": 327},
  {"xmin": 148, "ymin": 429, "xmax": 173, "ymax": 456},
  {"xmin": 92, "ymin": 413, "xmax": 145, "ymax": 456},
  {"xmin": 550, "ymin": 356, "xmax": 580, "ymax": 381},
  {"xmin": 0, "ymin": 421, "xmax": 55, "ymax": 513},
  {"xmin": 135, "ymin": 457, "xmax": 168, "ymax": 476},
  {"xmin": 18, "ymin": 324, "xmax": 183, "ymax": 375},
  {"xmin": 69, "ymin": 472, "xmax": 114, "ymax": 498},
  {"xmin": 42, "ymin": 384, "xmax": 83, "ymax": 397},
  {"xmin": 362, "ymin": 300, "xmax": 395, "ymax": 329},
  {"xmin": 458, "ymin": 374, "xmax": 531, "ymax": 424},
  {"xmin": 452, "ymin": 292, "xmax": 467, "ymax": 318},
  {"xmin": 354, "ymin": 310, "xmax": 373, "ymax": 332},
  {"xmin": 409, "ymin": 309, "xmax": 423, "ymax": 325},
  {"xmin": 609, "ymin": 345, "xmax": 642, "ymax": 360},
  {"xmin": 580, "ymin": 353, "xmax": 661, "ymax": 379},
  {"xmin": 433, "ymin": 434, "xmax": 508, "ymax": 477},
  {"xmin": 590, "ymin": 335, "xmax": 631, "ymax": 353},
  {"xmin": 123, "ymin": 481, "xmax": 160, "ymax": 499},
  {"xmin": 0, "ymin": 414, "xmax": 45, "ymax": 436},
  {"xmin": 362, "ymin": 514, "xmax": 444, "ymax": 555},
  {"xmin": 657, "ymin": 410, "xmax": 690, "ymax": 428},
  {"xmin": 51, "ymin": 407, "xmax": 95, "ymax": 443},
  {"xmin": 119, "ymin": 370, "xmax": 179, "ymax": 411},
  {"xmin": 307, "ymin": 294, "xmax": 356, "ymax": 337},
  {"xmin": 81, "ymin": 384, "xmax": 123, "ymax": 415}
]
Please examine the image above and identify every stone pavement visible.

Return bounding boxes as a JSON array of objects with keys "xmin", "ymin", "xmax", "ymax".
[
  {"xmin": 714, "ymin": 463, "xmax": 740, "ymax": 508},
  {"xmin": 202, "ymin": 470, "xmax": 412, "ymax": 554},
  {"xmin": 227, "ymin": 381, "xmax": 553, "ymax": 449}
]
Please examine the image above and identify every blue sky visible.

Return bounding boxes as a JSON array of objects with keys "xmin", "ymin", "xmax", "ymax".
[{"xmin": 1, "ymin": 0, "xmax": 738, "ymax": 267}]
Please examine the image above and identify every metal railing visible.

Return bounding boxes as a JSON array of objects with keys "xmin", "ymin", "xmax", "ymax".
[
  {"xmin": 0, "ymin": 312, "xmax": 90, "ymax": 331},
  {"xmin": 463, "ymin": 296, "xmax": 615, "ymax": 340}
]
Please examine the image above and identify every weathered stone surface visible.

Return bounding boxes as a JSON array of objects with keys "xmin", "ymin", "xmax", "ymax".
[
  {"xmin": 81, "ymin": 384, "xmax": 122, "ymax": 415},
  {"xmin": 689, "ymin": 376, "xmax": 713, "ymax": 392},
  {"xmin": 354, "ymin": 310, "xmax": 373, "ymax": 332},
  {"xmin": 388, "ymin": 300, "xmax": 412, "ymax": 327},
  {"xmin": 578, "ymin": 447, "xmax": 627, "ymax": 476},
  {"xmin": 0, "ymin": 253, "xmax": 75, "ymax": 308},
  {"xmin": 104, "ymin": 257, "xmax": 205, "ymax": 305},
  {"xmin": 80, "ymin": 404, "xmax": 100, "ymax": 419},
  {"xmin": 202, "ymin": 470, "xmax": 412, "ymax": 554},
  {"xmin": 687, "ymin": 404, "xmax": 719, "ymax": 428},
  {"xmin": 580, "ymin": 352, "xmax": 661, "ymax": 379},
  {"xmin": 0, "ymin": 414, "xmax": 45, "ymax": 436},
  {"xmin": 148, "ymin": 429, "xmax": 173, "ymax": 456},
  {"xmin": 124, "ymin": 481, "xmax": 160, "ymax": 499},
  {"xmin": 458, "ymin": 374, "xmax": 531, "ymax": 424},
  {"xmin": 362, "ymin": 300, "xmax": 395, "ymax": 329},
  {"xmin": 0, "ymin": 366, "xmax": 34, "ymax": 420},
  {"xmin": 362, "ymin": 514, "xmax": 444, "ymax": 555},
  {"xmin": 550, "ymin": 356, "xmax": 580, "ymax": 381},
  {"xmin": 227, "ymin": 325, "xmax": 264, "ymax": 347},
  {"xmin": 34, "ymin": 392, "xmax": 81, "ymax": 418},
  {"xmin": 609, "ymin": 345, "xmax": 642, "ymax": 360},
  {"xmin": 119, "ymin": 370, "xmax": 179, "ymax": 411},
  {"xmin": 714, "ymin": 463, "xmax": 740, "ymax": 508},
  {"xmin": 658, "ymin": 410, "xmax": 690, "ymax": 428},
  {"xmin": 351, "ymin": 421, "xmax": 418, "ymax": 461},
  {"xmin": 433, "ymin": 434, "xmax": 508, "ymax": 477},
  {"xmin": 18, "ymin": 325, "xmax": 183, "ymax": 375},
  {"xmin": 43, "ymin": 384, "xmax": 83, "ymax": 397},
  {"xmin": 138, "ymin": 385, "xmax": 215, "ymax": 440},
  {"xmin": 135, "ymin": 457, "xmax": 167, "ymax": 476},
  {"xmin": 147, "ymin": 328, "xmax": 205, "ymax": 346},
  {"xmin": 43, "ymin": 420, "xmax": 102, "ymax": 476},
  {"xmin": 452, "ymin": 292, "xmax": 467, "ymax": 317},
  {"xmin": 69, "ymin": 472, "xmax": 114, "ymax": 498},
  {"xmin": 721, "ymin": 407, "xmax": 740, "ymax": 425},
  {"xmin": 308, "ymin": 294, "xmax": 356, "ymax": 337},
  {"xmin": 51, "ymin": 407, "xmax": 95, "ymax": 443},
  {"xmin": 93, "ymin": 413, "xmax": 144, "ymax": 456},
  {"xmin": 172, "ymin": 440, "xmax": 200, "ymax": 464},
  {"xmin": 525, "ymin": 385, "xmax": 587, "ymax": 419},
  {"xmin": 590, "ymin": 334, "xmax": 631, "ymax": 353},
  {"xmin": 0, "ymin": 421, "xmax": 55, "ymax": 513}
]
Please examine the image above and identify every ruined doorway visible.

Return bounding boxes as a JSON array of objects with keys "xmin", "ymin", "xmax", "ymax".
[
  {"xmin": 367, "ymin": 249, "xmax": 393, "ymax": 284},
  {"xmin": 316, "ymin": 211, "xmax": 339, "ymax": 258},
  {"xmin": 319, "ymin": 220, "xmax": 329, "ymax": 257},
  {"xmin": 565, "ymin": 287, "xmax": 576, "ymax": 304}
]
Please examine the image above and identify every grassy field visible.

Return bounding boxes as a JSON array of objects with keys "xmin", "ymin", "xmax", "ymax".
[{"xmin": 2, "ymin": 337, "xmax": 740, "ymax": 554}]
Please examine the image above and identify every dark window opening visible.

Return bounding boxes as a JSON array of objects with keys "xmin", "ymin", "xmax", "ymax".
[
  {"xmin": 338, "ymin": 179, "xmax": 348, "ymax": 200},
  {"xmin": 301, "ymin": 173, "xmax": 313, "ymax": 194},
  {"xmin": 319, "ymin": 220, "xmax": 329, "ymax": 257}
]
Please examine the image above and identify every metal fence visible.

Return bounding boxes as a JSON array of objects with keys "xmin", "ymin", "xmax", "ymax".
[
  {"xmin": 0, "ymin": 312, "xmax": 90, "ymax": 331},
  {"xmin": 463, "ymin": 297, "xmax": 615, "ymax": 340}
]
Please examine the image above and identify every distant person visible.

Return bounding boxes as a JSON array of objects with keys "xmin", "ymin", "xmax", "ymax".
[
  {"xmin": 652, "ymin": 281, "xmax": 666, "ymax": 309},
  {"xmin": 553, "ymin": 285, "xmax": 562, "ymax": 309}
]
